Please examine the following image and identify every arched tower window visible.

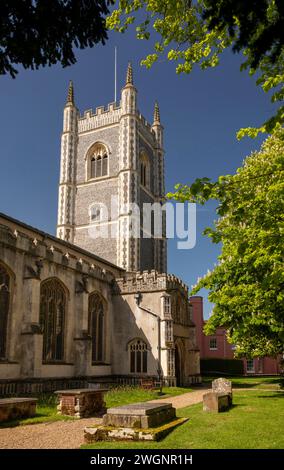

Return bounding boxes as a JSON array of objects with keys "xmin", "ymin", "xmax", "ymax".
[
  {"xmin": 88, "ymin": 143, "xmax": 108, "ymax": 179},
  {"xmin": 140, "ymin": 152, "xmax": 150, "ymax": 189},
  {"xmin": 0, "ymin": 264, "xmax": 11, "ymax": 360},
  {"xmin": 40, "ymin": 279, "xmax": 66, "ymax": 362},
  {"xmin": 89, "ymin": 293, "xmax": 106, "ymax": 363},
  {"xmin": 129, "ymin": 339, "xmax": 148, "ymax": 373}
]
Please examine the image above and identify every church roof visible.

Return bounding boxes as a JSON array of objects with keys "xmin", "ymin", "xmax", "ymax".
[{"xmin": 0, "ymin": 212, "xmax": 125, "ymax": 274}]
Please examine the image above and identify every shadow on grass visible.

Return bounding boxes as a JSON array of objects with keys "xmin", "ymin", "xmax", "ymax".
[
  {"xmin": 219, "ymin": 404, "xmax": 247, "ymax": 413},
  {"xmin": 256, "ymin": 393, "xmax": 284, "ymax": 399},
  {"xmin": 0, "ymin": 413, "xmax": 48, "ymax": 429}
]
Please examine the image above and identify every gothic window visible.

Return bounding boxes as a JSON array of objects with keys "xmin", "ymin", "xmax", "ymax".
[
  {"xmin": 40, "ymin": 279, "xmax": 66, "ymax": 362},
  {"xmin": 140, "ymin": 152, "xmax": 150, "ymax": 189},
  {"xmin": 91, "ymin": 157, "xmax": 96, "ymax": 178},
  {"xmin": 167, "ymin": 349, "xmax": 175, "ymax": 377},
  {"xmin": 0, "ymin": 265, "xmax": 10, "ymax": 360},
  {"xmin": 129, "ymin": 339, "xmax": 148, "ymax": 373},
  {"xmin": 89, "ymin": 143, "xmax": 108, "ymax": 179},
  {"xmin": 102, "ymin": 154, "xmax": 108, "ymax": 176},
  {"xmin": 163, "ymin": 295, "xmax": 171, "ymax": 318},
  {"xmin": 96, "ymin": 156, "xmax": 102, "ymax": 177},
  {"xmin": 89, "ymin": 293, "xmax": 105, "ymax": 363},
  {"xmin": 165, "ymin": 321, "xmax": 173, "ymax": 342}
]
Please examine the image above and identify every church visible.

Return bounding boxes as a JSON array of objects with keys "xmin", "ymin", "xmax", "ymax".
[{"xmin": 0, "ymin": 64, "xmax": 201, "ymax": 395}]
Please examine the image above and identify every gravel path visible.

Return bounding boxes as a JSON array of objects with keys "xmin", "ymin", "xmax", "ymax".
[
  {"xmin": 0, "ymin": 417, "xmax": 102, "ymax": 449},
  {"xmin": 0, "ymin": 389, "xmax": 209, "ymax": 449},
  {"xmin": 148, "ymin": 388, "xmax": 210, "ymax": 409}
]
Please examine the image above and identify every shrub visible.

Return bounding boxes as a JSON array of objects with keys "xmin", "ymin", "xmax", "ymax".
[{"xmin": 201, "ymin": 358, "xmax": 244, "ymax": 376}]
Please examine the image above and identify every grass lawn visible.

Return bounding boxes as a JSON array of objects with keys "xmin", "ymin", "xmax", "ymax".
[
  {"xmin": 82, "ymin": 390, "xmax": 284, "ymax": 449},
  {"xmin": 202, "ymin": 375, "xmax": 283, "ymax": 390},
  {"xmin": 0, "ymin": 385, "xmax": 192, "ymax": 428},
  {"xmin": 105, "ymin": 386, "xmax": 192, "ymax": 408}
]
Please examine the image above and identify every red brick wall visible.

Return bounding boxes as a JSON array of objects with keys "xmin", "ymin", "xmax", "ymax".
[{"xmin": 190, "ymin": 296, "xmax": 281, "ymax": 375}]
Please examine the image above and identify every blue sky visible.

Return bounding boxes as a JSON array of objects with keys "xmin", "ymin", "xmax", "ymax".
[{"xmin": 0, "ymin": 26, "xmax": 275, "ymax": 318}]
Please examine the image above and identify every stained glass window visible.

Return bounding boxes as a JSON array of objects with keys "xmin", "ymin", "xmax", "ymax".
[{"xmin": 40, "ymin": 279, "xmax": 66, "ymax": 362}]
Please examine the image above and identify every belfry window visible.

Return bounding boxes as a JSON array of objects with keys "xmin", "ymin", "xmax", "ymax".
[
  {"xmin": 0, "ymin": 264, "xmax": 10, "ymax": 360},
  {"xmin": 40, "ymin": 279, "xmax": 66, "ymax": 362},
  {"xmin": 140, "ymin": 152, "xmax": 150, "ymax": 189},
  {"xmin": 89, "ymin": 293, "xmax": 105, "ymax": 363},
  {"xmin": 89, "ymin": 144, "xmax": 108, "ymax": 179},
  {"xmin": 129, "ymin": 339, "xmax": 148, "ymax": 373}
]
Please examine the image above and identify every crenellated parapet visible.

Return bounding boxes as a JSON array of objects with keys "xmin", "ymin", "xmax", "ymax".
[
  {"xmin": 78, "ymin": 102, "xmax": 122, "ymax": 133},
  {"xmin": 113, "ymin": 270, "xmax": 188, "ymax": 296}
]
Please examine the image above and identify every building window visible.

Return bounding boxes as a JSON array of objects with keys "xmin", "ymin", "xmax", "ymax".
[
  {"xmin": 246, "ymin": 359, "xmax": 255, "ymax": 373},
  {"xmin": 89, "ymin": 293, "xmax": 105, "ymax": 363},
  {"xmin": 0, "ymin": 264, "xmax": 10, "ymax": 360},
  {"xmin": 140, "ymin": 152, "xmax": 150, "ymax": 189},
  {"xmin": 40, "ymin": 279, "xmax": 66, "ymax": 362},
  {"xmin": 163, "ymin": 295, "xmax": 171, "ymax": 318},
  {"xmin": 129, "ymin": 339, "xmax": 148, "ymax": 373},
  {"xmin": 89, "ymin": 143, "xmax": 108, "ymax": 179},
  {"xmin": 165, "ymin": 320, "xmax": 173, "ymax": 343},
  {"xmin": 90, "ymin": 205, "xmax": 101, "ymax": 222},
  {"xmin": 209, "ymin": 338, "xmax": 217, "ymax": 350}
]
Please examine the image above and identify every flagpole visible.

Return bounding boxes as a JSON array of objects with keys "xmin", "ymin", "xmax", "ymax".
[{"xmin": 114, "ymin": 46, "xmax": 117, "ymax": 103}]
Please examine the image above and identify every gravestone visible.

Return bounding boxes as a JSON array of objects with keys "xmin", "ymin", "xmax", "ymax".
[
  {"xmin": 203, "ymin": 392, "xmax": 230, "ymax": 412},
  {"xmin": 84, "ymin": 402, "xmax": 188, "ymax": 442},
  {"xmin": 212, "ymin": 378, "xmax": 233, "ymax": 405}
]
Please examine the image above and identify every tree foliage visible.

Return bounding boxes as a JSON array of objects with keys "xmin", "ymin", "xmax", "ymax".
[
  {"xmin": 0, "ymin": 0, "xmax": 114, "ymax": 78},
  {"xmin": 107, "ymin": 0, "xmax": 284, "ymax": 138},
  {"xmin": 168, "ymin": 129, "xmax": 284, "ymax": 357}
]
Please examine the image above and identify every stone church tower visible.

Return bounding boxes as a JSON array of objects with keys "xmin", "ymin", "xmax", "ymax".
[{"xmin": 57, "ymin": 64, "xmax": 167, "ymax": 272}]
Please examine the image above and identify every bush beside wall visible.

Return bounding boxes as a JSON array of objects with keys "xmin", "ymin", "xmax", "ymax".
[{"xmin": 201, "ymin": 358, "xmax": 244, "ymax": 376}]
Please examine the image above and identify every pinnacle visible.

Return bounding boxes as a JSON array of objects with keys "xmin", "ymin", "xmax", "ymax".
[
  {"xmin": 126, "ymin": 62, "xmax": 133, "ymax": 85},
  {"xmin": 154, "ymin": 101, "xmax": 160, "ymax": 124},
  {"xmin": 66, "ymin": 80, "xmax": 74, "ymax": 105}
]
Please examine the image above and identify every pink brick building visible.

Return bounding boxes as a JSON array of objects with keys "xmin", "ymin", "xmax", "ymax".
[{"xmin": 190, "ymin": 296, "xmax": 281, "ymax": 375}]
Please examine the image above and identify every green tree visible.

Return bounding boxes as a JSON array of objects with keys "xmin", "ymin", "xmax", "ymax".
[
  {"xmin": 107, "ymin": 0, "xmax": 284, "ymax": 138},
  {"xmin": 0, "ymin": 0, "xmax": 114, "ymax": 78},
  {"xmin": 168, "ymin": 129, "xmax": 284, "ymax": 357}
]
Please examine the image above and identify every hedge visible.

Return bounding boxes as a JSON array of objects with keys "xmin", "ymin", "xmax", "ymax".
[{"xmin": 201, "ymin": 358, "xmax": 244, "ymax": 376}]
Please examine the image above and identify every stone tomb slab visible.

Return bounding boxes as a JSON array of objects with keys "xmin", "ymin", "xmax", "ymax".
[
  {"xmin": 84, "ymin": 402, "xmax": 188, "ymax": 442},
  {"xmin": 103, "ymin": 402, "xmax": 176, "ymax": 429},
  {"xmin": 55, "ymin": 388, "xmax": 108, "ymax": 418},
  {"xmin": 0, "ymin": 398, "xmax": 38, "ymax": 422}
]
